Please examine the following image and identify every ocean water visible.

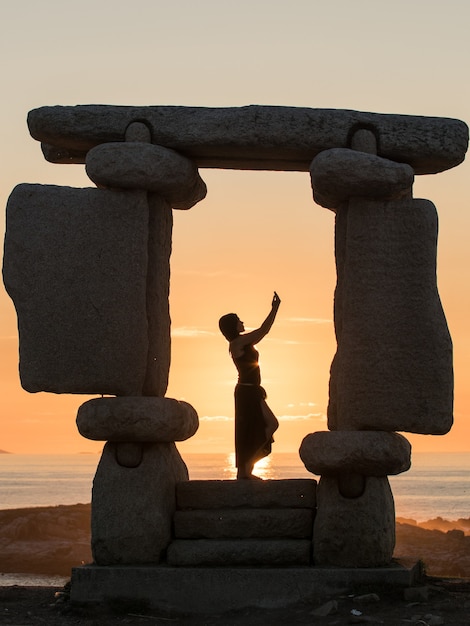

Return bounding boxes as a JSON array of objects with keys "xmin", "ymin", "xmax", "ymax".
[{"xmin": 0, "ymin": 451, "xmax": 468, "ymax": 523}]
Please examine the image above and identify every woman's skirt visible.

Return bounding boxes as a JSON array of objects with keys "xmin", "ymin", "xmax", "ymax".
[{"xmin": 234, "ymin": 384, "xmax": 272, "ymax": 467}]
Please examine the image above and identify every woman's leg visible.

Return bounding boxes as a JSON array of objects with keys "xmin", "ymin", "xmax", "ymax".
[
  {"xmin": 261, "ymin": 400, "xmax": 279, "ymax": 442},
  {"xmin": 237, "ymin": 460, "xmax": 255, "ymax": 479}
]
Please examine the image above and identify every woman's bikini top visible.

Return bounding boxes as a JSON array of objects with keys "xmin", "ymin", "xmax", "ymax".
[{"xmin": 232, "ymin": 344, "xmax": 261, "ymax": 385}]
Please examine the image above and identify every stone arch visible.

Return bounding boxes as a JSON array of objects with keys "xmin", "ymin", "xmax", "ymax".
[{"xmin": 3, "ymin": 104, "xmax": 468, "ymax": 569}]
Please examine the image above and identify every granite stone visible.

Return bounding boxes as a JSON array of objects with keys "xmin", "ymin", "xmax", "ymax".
[
  {"xmin": 3, "ymin": 183, "xmax": 149, "ymax": 395},
  {"xmin": 314, "ymin": 475, "xmax": 395, "ymax": 567},
  {"xmin": 85, "ymin": 142, "xmax": 207, "ymax": 210},
  {"xmin": 92, "ymin": 441, "xmax": 188, "ymax": 565},
  {"xmin": 167, "ymin": 539, "xmax": 312, "ymax": 566},
  {"xmin": 328, "ymin": 197, "xmax": 453, "ymax": 434},
  {"xmin": 310, "ymin": 148, "xmax": 414, "ymax": 210},
  {"xmin": 176, "ymin": 479, "xmax": 317, "ymax": 510},
  {"xmin": 76, "ymin": 396, "xmax": 199, "ymax": 442},
  {"xmin": 28, "ymin": 105, "xmax": 468, "ymax": 174},
  {"xmin": 143, "ymin": 193, "xmax": 172, "ymax": 396},
  {"xmin": 70, "ymin": 564, "xmax": 420, "ymax": 613},
  {"xmin": 299, "ymin": 431, "xmax": 411, "ymax": 476},
  {"xmin": 174, "ymin": 508, "xmax": 313, "ymax": 539}
]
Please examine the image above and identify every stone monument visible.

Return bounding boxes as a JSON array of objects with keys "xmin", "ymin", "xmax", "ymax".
[{"xmin": 2, "ymin": 105, "xmax": 468, "ymax": 608}]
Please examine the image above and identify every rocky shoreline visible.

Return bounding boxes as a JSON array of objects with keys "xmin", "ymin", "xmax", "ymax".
[{"xmin": 0, "ymin": 503, "xmax": 469, "ymax": 578}]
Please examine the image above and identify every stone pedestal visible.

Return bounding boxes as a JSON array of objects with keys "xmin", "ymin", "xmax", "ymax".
[
  {"xmin": 76, "ymin": 395, "xmax": 199, "ymax": 565},
  {"xmin": 92, "ymin": 441, "xmax": 188, "ymax": 565},
  {"xmin": 313, "ymin": 476, "xmax": 395, "ymax": 567}
]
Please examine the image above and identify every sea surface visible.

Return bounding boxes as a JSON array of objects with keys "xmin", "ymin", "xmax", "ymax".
[{"xmin": 0, "ymin": 451, "xmax": 468, "ymax": 522}]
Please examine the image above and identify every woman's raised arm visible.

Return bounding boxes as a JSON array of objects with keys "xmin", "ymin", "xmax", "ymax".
[{"xmin": 236, "ymin": 292, "xmax": 281, "ymax": 347}]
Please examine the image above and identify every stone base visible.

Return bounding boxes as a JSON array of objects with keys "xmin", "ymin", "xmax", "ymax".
[{"xmin": 70, "ymin": 562, "xmax": 420, "ymax": 614}]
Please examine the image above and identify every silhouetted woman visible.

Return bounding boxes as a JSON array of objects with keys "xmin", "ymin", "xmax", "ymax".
[{"xmin": 219, "ymin": 292, "xmax": 281, "ymax": 479}]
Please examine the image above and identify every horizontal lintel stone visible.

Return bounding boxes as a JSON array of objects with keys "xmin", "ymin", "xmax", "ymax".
[{"xmin": 28, "ymin": 105, "xmax": 469, "ymax": 174}]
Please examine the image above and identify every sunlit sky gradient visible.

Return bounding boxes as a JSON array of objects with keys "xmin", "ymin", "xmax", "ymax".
[{"xmin": 1, "ymin": 1, "xmax": 469, "ymax": 455}]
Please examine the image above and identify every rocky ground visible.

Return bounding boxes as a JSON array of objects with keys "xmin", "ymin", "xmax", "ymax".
[
  {"xmin": 1, "ymin": 504, "xmax": 469, "ymax": 578},
  {"xmin": 1, "ymin": 577, "xmax": 470, "ymax": 625},
  {"xmin": 1, "ymin": 504, "xmax": 470, "ymax": 624}
]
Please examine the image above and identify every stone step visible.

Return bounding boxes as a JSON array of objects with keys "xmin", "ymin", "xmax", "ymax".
[
  {"xmin": 174, "ymin": 508, "xmax": 314, "ymax": 539},
  {"xmin": 167, "ymin": 539, "xmax": 312, "ymax": 566},
  {"xmin": 176, "ymin": 479, "xmax": 316, "ymax": 510}
]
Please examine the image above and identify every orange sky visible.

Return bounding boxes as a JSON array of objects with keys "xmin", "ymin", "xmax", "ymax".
[{"xmin": 1, "ymin": 2, "xmax": 469, "ymax": 456}]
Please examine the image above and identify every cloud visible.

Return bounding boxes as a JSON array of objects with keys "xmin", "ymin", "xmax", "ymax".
[
  {"xmin": 287, "ymin": 402, "xmax": 317, "ymax": 408},
  {"xmin": 172, "ymin": 327, "xmax": 216, "ymax": 338},
  {"xmin": 198, "ymin": 413, "xmax": 326, "ymax": 423},
  {"xmin": 278, "ymin": 413, "xmax": 326, "ymax": 422},
  {"xmin": 200, "ymin": 415, "xmax": 231, "ymax": 422}
]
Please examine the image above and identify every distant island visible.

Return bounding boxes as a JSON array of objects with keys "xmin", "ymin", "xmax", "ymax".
[{"xmin": 0, "ymin": 449, "xmax": 11, "ymax": 454}]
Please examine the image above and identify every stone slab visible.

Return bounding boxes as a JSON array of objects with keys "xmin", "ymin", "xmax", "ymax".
[
  {"xmin": 3, "ymin": 183, "xmax": 149, "ymax": 395},
  {"xmin": 174, "ymin": 508, "xmax": 313, "ymax": 539},
  {"xmin": 144, "ymin": 193, "xmax": 172, "ymax": 396},
  {"xmin": 70, "ymin": 563, "xmax": 420, "ymax": 613},
  {"xmin": 166, "ymin": 539, "xmax": 312, "ymax": 566},
  {"xmin": 329, "ymin": 197, "xmax": 453, "ymax": 434},
  {"xmin": 299, "ymin": 431, "xmax": 411, "ymax": 476},
  {"xmin": 76, "ymin": 396, "xmax": 199, "ymax": 442},
  {"xmin": 176, "ymin": 479, "xmax": 316, "ymax": 510},
  {"xmin": 28, "ymin": 105, "xmax": 468, "ymax": 174}
]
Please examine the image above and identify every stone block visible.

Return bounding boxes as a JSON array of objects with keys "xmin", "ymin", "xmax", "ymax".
[
  {"xmin": 85, "ymin": 142, "xmax": 207, "ymax": 209},
  {"xmin": 174, "ymin": 508, "xmax": 313, "ymax": 539},
  {"xmin": 314, "ymin": 476, "xmax": 395, "ymax": 567},
  {"xmin": 143, "ymin": 193, "xmax": 172, "ymax": 396},
  {"xmin": 70, "ymin": 563, "xmax": 420, "ymax": 613},
  {"xmin": 328, "ymin": 197, "xmax": 453, "ymax": 434},
  {"xmin": 176, "ymin": 479, "xmax": 316, "ymax": 510},
  {"xmin": 310, "ymin": 148, "xmax": 414, "ymax": 210},
  {"xmin": 76, "ymin": 396, "xmax": 199, "ymax": 442},
  {"xmin": 3, "ymin": 184, "xmax": 149, "ymax": 395},
  {"xmin": 299, "ymin": 431, "xmax": 411, "ymax": 476},
  {"xmin": 167, "ymin": 539, "xmax": 312, "ymax": 566},
  {"xmin": 28, "ymin": 105, "xmax": 468, "ymax": 174},
  {"xmin": 92, "ymin": 441, "xmax": 188, "ymax": 565}
]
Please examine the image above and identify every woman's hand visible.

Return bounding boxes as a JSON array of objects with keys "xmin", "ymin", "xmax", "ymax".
[{"xmin": 272, "ymin": 291, "xmax": 281, "ymax": 309}]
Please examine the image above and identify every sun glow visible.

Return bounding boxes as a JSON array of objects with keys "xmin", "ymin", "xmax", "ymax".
[{"xmin": 220, "ymin": 452, "xmax": 274, "ymax": 480}]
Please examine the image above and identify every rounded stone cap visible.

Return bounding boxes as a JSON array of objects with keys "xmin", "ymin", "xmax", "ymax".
[
  {"xmin": 299, "ymin": 430, "xmax": 411, "ymax": 476},
  {"xmin": 310, "ymin": 148, "xmax": 414, "ymax": 210},
  {"xmin": 85, "ymin": 142, "xmax": 207, "ymax": 209},
  {"xmin": 76, "ymin": 396, "xmax": 199, "ymax": 442}
]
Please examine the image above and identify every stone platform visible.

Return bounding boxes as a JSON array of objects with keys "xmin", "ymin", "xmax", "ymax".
[{"xmin": 70, "ymin": 562, "xmax": 420, "ymax": 613}]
